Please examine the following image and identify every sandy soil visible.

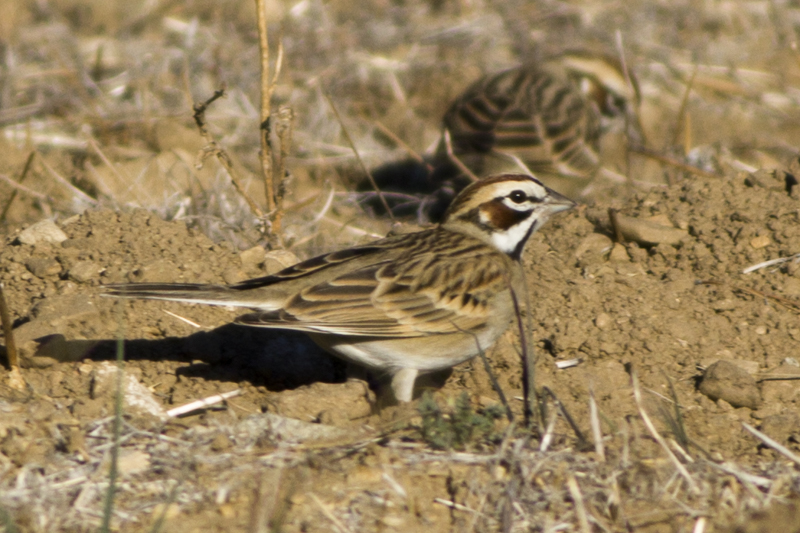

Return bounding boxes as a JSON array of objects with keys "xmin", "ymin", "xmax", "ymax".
[
  {"xmin": 2, "ymin": 0, "xmax": 800, "ymax": 532},
  {"xmin": 3, "ymin": 168, "xmax": 800, "ymax": 531}
]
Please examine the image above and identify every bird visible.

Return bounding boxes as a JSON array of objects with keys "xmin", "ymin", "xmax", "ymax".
[
  {"xmin": 103, "ymin": 173, "xmax": 575, "ymax": 403},
  {"xmin": 432, "ymin": 50, "xmax": 642, "ymax": 199}
]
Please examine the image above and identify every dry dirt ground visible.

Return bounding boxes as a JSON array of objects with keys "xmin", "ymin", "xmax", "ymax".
[{"xmin": 2, "ymin": 1, "xmax": 800, "ymax": 532}]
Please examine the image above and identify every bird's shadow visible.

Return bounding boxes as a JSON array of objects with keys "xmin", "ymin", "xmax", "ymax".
[{"xmin": 29, "ymin": 325, "xmax": 348, "ymax": 391}]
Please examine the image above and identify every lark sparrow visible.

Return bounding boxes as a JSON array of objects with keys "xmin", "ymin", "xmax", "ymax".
[
  {"xmin": 433, "ymin": 51, "xmax": 642, "ymax": 198},
  {"xmin": 104, "ymin": 174, "xmax": 575, "ymax": 402}
]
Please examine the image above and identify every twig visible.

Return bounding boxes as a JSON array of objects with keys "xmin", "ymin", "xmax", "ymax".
[
  {"xmin": 166, "ymin": 389, "xmax": 243, "ymax": 418},
  {"xmin": 162, "ymin": 310, "xmax": 203, "ymax": 329},
  {"xmin": 1, "ymin": 151, "xmax": 36, "ymax": 221},
  {"xmin": 192, "ymin": 87, "xmax": 264, "ymax": 218},
  {"xmin": 567, "ymin": 474, "xmax": 591, "ymax": 533},
  {"xmin": 630, "ymin": 145, "xmax": 721, "ymax": 180},
  {"xmin": 742, "ymin": 252, "xmax": 800, "ymax": 274},
  {"xmin": 631, "ymin": 370, "xmax": 699, "ymax": 493},
  {"xmin": 742, "ymin": 422, "xmax": 800, "ymax": 466},
  {"xmin": 323, "ymin": 92, "xmax": 395, "ymax": 222}
]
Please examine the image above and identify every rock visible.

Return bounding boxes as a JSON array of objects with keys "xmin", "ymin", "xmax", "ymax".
[
  {"xmin": 699, "ymin": 357, "xmax": 759, "ymax": 376},
  {"xmin": 240, "ymin": 246, "xmax": 266, "ymax": 269},
  {"xmin": 25, "ymin": 257, "xmax": 62, "ymax": 278},
  {"xmin": 608, "ymin": 243, "xmax": 629, "ymax": 262},
  {"xmin": 17, "ymin": 220, "xmax": 68, "ymax": 245},
  {"xmin": 263, "ymin": 250, "xmax": 299, "ymax": 274},
  {"xmin": 68, "ymin": 260, "xmax": 101, "ymax": 283},
  {"xmin": 91, "ymin": 361, "xmax": 167, "ymax": 420},
  {"xmin": 222, "ymin": 268, "xmax": 247, "ymax": 284},
  {"xmin": 698, "ymin": 360, "xmax": 761, "ymax": 409},
  {"xmin": 759, "ymin": 411, "xmax": 800, "ymax": 445},
  {"xmin": 615, "ymin": 214, "xmax": 687, "ymax": 246}
]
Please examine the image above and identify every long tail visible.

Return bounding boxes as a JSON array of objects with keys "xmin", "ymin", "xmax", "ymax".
[{"xmin": 102, "ymin": 283, "xmax": 271, "ymax": 310}]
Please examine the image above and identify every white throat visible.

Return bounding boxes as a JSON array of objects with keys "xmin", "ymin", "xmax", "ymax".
[{"xmin": 489, "ymin": 216, "xmax": 539, "ymax": 254}]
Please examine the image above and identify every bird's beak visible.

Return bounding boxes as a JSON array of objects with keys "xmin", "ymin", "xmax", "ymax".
[{"xmin": 544, "ymin": 187, "xmax": 578, "ymax": 214}]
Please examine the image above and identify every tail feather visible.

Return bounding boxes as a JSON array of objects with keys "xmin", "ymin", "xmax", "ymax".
[{"xmin": 102, "ymin": 283, "xmax": 269, "ymax": 309}]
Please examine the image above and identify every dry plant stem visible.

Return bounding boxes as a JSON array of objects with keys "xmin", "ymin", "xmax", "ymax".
[
  {"xmin": 735, "ymin": 286, "xmax": 800, "ymax": 313},
  {"xmin": 0, "ymin": 284, "xmax": 19, "ymax": 369},
  {"xmin": 589, "ymin": 391, "xmax": 605, "ymax": 462},
  {"xmin": 323, "ymin": 92, "xmax": 395, "ymax": 221},
  {"xmin": 630, "ymin": 145, "xmax": 721, "ymax": 180},
  {"xmin": 166, "ymin": 389, "xmax": 242, "ymax": 418},
  {"xmin": 0, "ymin": 173, "xmax": 48, "ymax": 202},
  {"xmin": 742, "ymin": 252, "xmax": 800, "ymax": 274},
  {"xmin": 472, "ymin": 332, "xmax": 514, "ymax": 423},
  {"xmin": 692, "ymin": 517, "xmax": 707, "ymax": 533},
  {"xmin": 613, "ymin": 30, "xmax": 640, "ymax": 188},
  {"xmin": 193, "ymin": 88, "xmax": 264, "ymax": 218},
  {"xmin": 255, "ymin": 0, "xmax": 289, "ymax": 237},
  {"xmin": 567, "ymin": 474, "xmax": 592, "ymax": 533},
  {"xmin": 442, "ymin": 129, "xmax": 480, "ymax": 182},
  {"xmin": 373, "ymin": 120, "xmax": 425, "ymax": 163},
  {"xmin": 309, "ymin": 493, "xmax": 353, "ymax": 533},
  {"xmin": 248, "ymin": 468, "xmax": 283, "ymax": 533},
  {"xmin": 671, "ymin": 66, "xmax": 699, "ymax": 149},
  {"xmin": 741, "ymin": 422, "xmax": 800, "ymax": 466},
  {"xmin": 273, "ymin": 106, "xmax": 294, "ymax": 234},
  {"xmin": 541, "ymin": 387, "xmax": 587, "ymax": 446},
  {"xmin": 0, "ymin": 151, "xmax": 35, "ymax": 221},
  {"xmin": 700, "ymin": 279, "xmax": 800, "ymax": 313},
  {"xmin": 87, "ymin": 135, "xmax": 130, "ymax": 186},
  {"xmin": 257, "ymin": 0, "xmax": 275, "ymax": 214},
  {"xmin": 631, "ymin": 370, "xmax": 699, "ymax": 494},
  {"xmin": 509, "ymin": 277, "xmax": 535, "ymax": 427},
  {"xmin": 38, "ymin": 154, "xmax": 97, "ymax": 205}
]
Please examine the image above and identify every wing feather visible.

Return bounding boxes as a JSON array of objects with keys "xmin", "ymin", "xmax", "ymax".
[{"xmin": 234, "ymin": 240, "xmax": 510, "ymax": 337}]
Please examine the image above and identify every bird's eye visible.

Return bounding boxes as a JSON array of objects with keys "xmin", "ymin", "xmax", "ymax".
[{"xmin": 509, "ymin": 190, "xmax": 527, "ymax": 204}]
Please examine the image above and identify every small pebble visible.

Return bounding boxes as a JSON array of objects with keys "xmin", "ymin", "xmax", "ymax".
[
  {"xmin": 17, "ymin": 220, "xmax": 68, "ymax": 245},
  {"xmin": 750, "ymin": 235, "xmax": 770, "ymax": 249},
  {"xmin": 594, "ymin": 313, "xmax": 612, "ymax": 330}
]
